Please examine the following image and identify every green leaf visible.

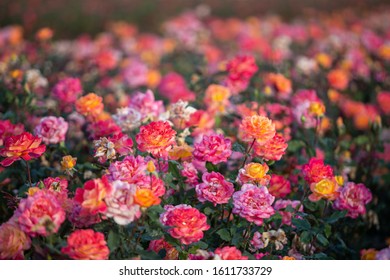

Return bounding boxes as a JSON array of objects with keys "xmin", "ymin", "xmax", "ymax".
[
  {"xmin": 232, "ymin": 142, "xmax": 246, "ymax": 153},
  {"xmin": 205, "ymin": 162, "xmax": 218, "ymax": 172},
  {"xmin": 138, "ymin": 250, "xmax": 161, "ymax": 260},
  {"xmin": 292, "ymin": 218, "xmax": 311, "ymax": 231},
  {"xmin": 316, "ymin": 234, "xmax": 329, "ymax": 247},
  {"xmin": 354, "ymin": 135, "xmax": 369, "ymax": 145},
  {"xmin": 168, "ymin": 161, "xmax": 181, "ymax": 178},
  {"xmin": 324, "ymin": 224, "xmax": 332, "ymax": 238},
  {"xmin": 287, "ymin": 140, "xmax": 305, "ymax": 153},
  {"xmin": 303, "ymin": 200, "xmax": 317, "ymax": 212},
  {"xmin": 203, "ymin": 207, "xmax": 213, "ymax": 215},
  {"xmin": 300, "ymin": 231, "xmax": 312, "ymax": 244},
  {"xmin": 324, "ymin": 210, "xmax": 348, "ymax": 224},
  {"xmin": 217, "ymin": 228, "xmax": 231, "ymax": 241},
  {"xmin": 107, "ymin": 230, "xmax": 120, "ymax": 251}
]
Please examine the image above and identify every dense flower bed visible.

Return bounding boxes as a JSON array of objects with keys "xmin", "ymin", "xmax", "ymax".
[{"xmin": 0, "ymin": 9, "xmax": 389, "ymax": 260}]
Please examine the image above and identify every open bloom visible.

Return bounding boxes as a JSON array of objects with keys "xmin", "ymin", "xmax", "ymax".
[
  {"xmin": 52, "ymin": 77, "xmax": 82, "ymax": 111},
  {"xmin": 204, "ymin": 84, "xmax": 231, "ymax": 114},
  {"xmin": 0, "ymin": 119, "xmax": 24, "ymax": 146},
  {"xmin": 225, "ymin": 55, "xmax": 258, "ymax": 94},
  {"xmin": 264, "ymin": 73, "xmax": 292, "ymax": 99},
  {"xmin": 160, "ymin": 204, "xmax": 210, "ymax": 245},
  {"xmin": 333, "ymin": 182, "xmax": 372, "ymax": 218},
  {"xmin": 239, "ymin": 115, "xmax": 276, "ymax": 145},
  {"xmin": 0, "ymin": 132, "xmax": 46, "ymax": 167},
  {"xmin": 105, "ymin": 180, "xmax": 141, "ymax": 225},
  {"xmin": 327, "ymin": 69, "xmax": 349, "ymax": 90},
  {"xmin": 268, "ymin": 175, "xmax": 291, "ymax": 198},
  {"xmin": 75, "ymin": 93, "xmax": 104, "ymax": 117},
  {"xmin": 253, "ymin": 133, "xmax": 288, "ymax": 161},
  {"xmin": 193, "ymin": 133, "xmax": 232, "ymax": 164},
  {"xmin": 196, "ymin": 172, "xmax": 234, "ymax": 205},
  {"xmin": 302, "ymin": 158, "xmax": 334, "ymax": 184},
  {"xmin": 214, "ymin": 246, "xmax": 248, "ymax": 260},
  {"xmin": 309, "ymin": 178, "xmax": 340, "ymax": 202},
  {"xmin": 61, "ymin": 229, "xmax": 109, "ymax": 260},
  {"xmin": 74, "ymin": 176, "xmax": 112, "ymax": 215},
  {"xmin": 15, "ymin": 190, "xmax": 65, "ymax": 237},
  {"xmin": 136, "ymin": 121, "xmax": 176, "ymax": 158},
  {"xmin": 0, "ymin": 222, "xmax": 31, "ymax": 260},
  {"xmin": 107, "ymin": 155, "xmax": 147, "ymax": 183},
  {"xmin": 134, "ymin": 189, "xmax": 161, "ymax": 208},
  {"xmin": 34, "ymin": 116, "xmax": 68, "ymax": 145},
  {"xmin": 233, "ymin": 184, "xmax": 275, "ymax": 226},
  {"xmin": 237, "ymin": 162, "xmax": 271, "ymax": 186}
]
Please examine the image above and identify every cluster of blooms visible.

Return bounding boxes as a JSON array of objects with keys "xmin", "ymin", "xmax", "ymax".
[{"xmin": 0, "ymin": 7, "xmax": 389, "ymax": 260}]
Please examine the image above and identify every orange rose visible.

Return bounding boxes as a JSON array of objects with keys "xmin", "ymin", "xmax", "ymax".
[
  {"xmin": 75, "ymin": 93, "xmax": 104, "ymax": 117},
  {"xmin": 238, "ymin": 162, "xmax": 271, "ymax": 185},
  {"xmin": 134, "ymin": 189, "xmax": 161, "ymax": 207},
  {"xmin": 264, "ymin": 73, "xmax": 292, "ymax": 96},
  {"xmin": 309, "ymin": 178, "xmax": 340, "ymax": 202},
  {"xmin": 239, "ymin": 115, "xmax": 276, "ymax": 145},
  {"xmin": 168, "ymin": 144, "xmax": 193, "ymax": 161},
  {"xmin": 327, "ymin": 69, "xmax": 349, "ymax": 90},
  {"xmin": 204, "ymin": 84, "xmax": 231, "ymax": 114},
  {"xmin": 61, "ymin": 155, "xmax": 77, "ymax": 170},
  {"xmin": 309, "ymin": 102, "xmax": 326, "ymax": 117},
  {"xmin": 35, "ymin": 27, "xmax": 53, "ymax": 41},
  {"xmin": 315, "ymin": 53, "xmax": 332, "ymax": 68}
]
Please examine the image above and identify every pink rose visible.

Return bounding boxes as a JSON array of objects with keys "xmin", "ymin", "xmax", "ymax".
[{"xmin": 34, "ymin": 116, "xmax": 68, "ymax": 144}]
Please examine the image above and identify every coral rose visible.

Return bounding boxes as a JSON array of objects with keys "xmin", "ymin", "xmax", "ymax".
[
  {"xmin": 74, "ymin": 176, "xmax": 112, "ymax": 215},
  {"xmin": 253, "ymin": 134, "xmax": 288, "ymax": 161},
  {"xmin": 214, "ymin": 246, "xmax": 248, "ymax": 260},
  {"xmin": 15, "ymin": 190, "xmax": 65, "ymax": 237},
  {"xmin": 327, "ymin": 69, "xmax": 349, "ymax": 90},
  {"xmin": 61, "ymin": 229, "xmax": 109, "ymax": 260},
  {"xmin": 160, "ymin": 204, "xmax": 210, "ymax": 245},
  {"xmin": 239, "ymin": 115, "xmax": 276, "ymax": 145},
  {"xmin": 136, "ymin": 121, "xmax": 176, "ymax": 158},
  {"xmin": 0, "ymin": 222, "xmax": 31, "ymax": 260},
  {"xmin": 302, "ymin": 158, "xmax": 334, "ymax": 184},
  {"xmin": 75, "ymin": 93, "xmax": 104, "ymax": 117},
  {"xmin": 0, "ymin": 132, "xmax": 46, "ymax": 167},
  {"xmin": 268, "ymin": 175, "xmax": 291, "ymax": 198},
  {"xmin": 196, "ymin": 172, "xmax": 234, "ymax": 205},
  {"xmin": 148, "ymin": 238, "xmax": 179, "ymax": 260}
]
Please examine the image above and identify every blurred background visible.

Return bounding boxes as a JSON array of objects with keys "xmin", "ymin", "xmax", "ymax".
[{"xmin": 1, "ymin": 0, "xmax": 389, "ymax": 38}]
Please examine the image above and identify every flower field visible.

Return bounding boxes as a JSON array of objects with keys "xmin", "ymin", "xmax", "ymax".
[{"xmin": 0, "ymin": 7, "xmax": 390, "ymax": 260}]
